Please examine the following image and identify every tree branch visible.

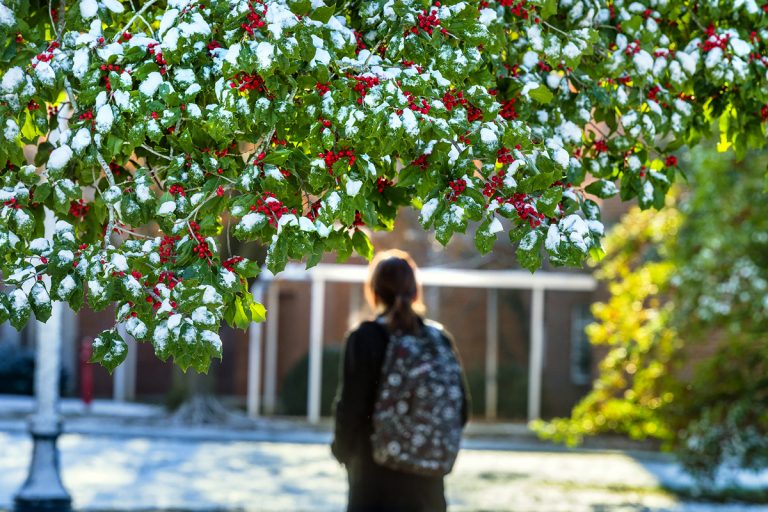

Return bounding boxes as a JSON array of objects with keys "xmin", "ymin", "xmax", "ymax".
[
  {"xmin": 95, "ymin": 151, "xmax": 119, "ymax": 249},
  {"xmin": 113, "ymin": 0, "xmax": 159, "ymax": 42},
  {"xmin": 49, "ymin": 0, "xmax": 59, "ymax": 39},
  {"xmin": 141, "ymin": 144, "xmax": 173, "ymax": 161},
  {"xmin": 64, "ymin": 78, "xmax": 79, "ymax": 112}
]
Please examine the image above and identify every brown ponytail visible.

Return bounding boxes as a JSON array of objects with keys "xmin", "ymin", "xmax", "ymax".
[{"xmin": 366, "ymin": 250, "xmax": 424, "ymax": 335}]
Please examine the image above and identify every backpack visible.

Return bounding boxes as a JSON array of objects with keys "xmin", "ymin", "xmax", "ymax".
[{"xmin": 370, "ymin": 319, "xmax": 465, "ymax": 476}]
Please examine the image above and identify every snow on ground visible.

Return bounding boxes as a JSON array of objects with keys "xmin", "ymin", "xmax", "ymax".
[{"xmin": 1, "ymin": 430, "xmax": 767, "ymax": 512}]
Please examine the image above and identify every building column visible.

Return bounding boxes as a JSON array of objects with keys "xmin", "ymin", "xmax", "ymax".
[
  {"xmin": 485, "ymin": 289, "xmax": 499, "ymax": 420},
  {"xmin": 307, "ymin": 277, "xmax": 326, "ymax": 424},
  {"xmin": 247, "ymin": 283, "xmax": 264, "ymax": 417},
  {"xmin": 527, "ymin": 287, "xmax": 545, "ymax": 422},
  {"xmin": 263, "ymin": 282, "xmax": 279, "ymax": 415},
  {"xmin": 113, "ymin": 324, "xmax": 136, "ymax": 402}
]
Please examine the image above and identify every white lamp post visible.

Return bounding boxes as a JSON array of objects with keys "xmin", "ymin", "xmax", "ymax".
[{"xmin": 14, "ymin": 209, "xmax": 72, "ymax": 512}]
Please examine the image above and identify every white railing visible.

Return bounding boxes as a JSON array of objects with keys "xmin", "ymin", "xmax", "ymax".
[{"xmin": 249, "ymin": 263, "xmax": 598, "ymax": 424}]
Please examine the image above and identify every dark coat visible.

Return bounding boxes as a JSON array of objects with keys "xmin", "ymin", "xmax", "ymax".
[{"xmin": 331, "ymin": 318, "xmax": 469, "ymax": 512}]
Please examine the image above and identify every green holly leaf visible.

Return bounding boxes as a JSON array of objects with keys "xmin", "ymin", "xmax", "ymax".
[
  {"xmin": 90, "ymin": 329, "xmax": 128, "ymax": 373},
  {"xmin": 516, "ymin": 229, "xmax": 544, "ymax": 272},
  {"xmin": 8, "ymin": 290, "xmax": 31, "ymax": 331},
  {"xmin": 540, "ymin": 0, "xmax": 557, "ymax": 19},
  {"xmin": 475, "ymin": 219, "xmax": 498, "ymax": 255},
  {"xmin": 585, "ymin": 180, "xmax": 618, "ymax": 199},
  {"xmin": 528, "ymin": 85, "xmax": 554, "ymax": 104},
  {"xmin": 309, "ymin": 3, "xmax": 335, "ymax": 23},
  {"xmin": 29, "ymin": 282, "xmax": 52, "ymax": 323},
  {"xmin": 352, "ymin": 229, "xmax": 373, "ymax": 260},
  {"xmin": 536, "ymin": 187, "xmax": 563, "ymax": 217}
]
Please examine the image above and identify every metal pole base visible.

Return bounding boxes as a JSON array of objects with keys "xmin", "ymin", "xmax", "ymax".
[{"xmin": 14, "ymin": 419, "xmax": 72, "ymax": 512}]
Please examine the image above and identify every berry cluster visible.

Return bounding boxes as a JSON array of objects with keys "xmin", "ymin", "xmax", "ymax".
[
  {"xmin": 147, "ymin": 43, "xmax": 168, "ymax": 74},
  {"xmin": 647, "ymin": 85, "xmax": 661, "ymax": 101},
  {"xmin": 442, "ymin": 89, "xmax": 483, "ymax": 122},
  {"xmin": 466, "ymin": 104, "xmax": 483, "ymax": 122},
  {"xmin": 318, "ymin": 117, "xmax": 332, "ymax": 129},
  {"xmin": 3, "ymin": 197, "xmax": 21, "ymax": 209},
  {"xmin": 352, "ymin": 211, "xmax": 365, "ymax": 228},
  {"xmin": 497, "ymin": 147, "xmax": 516, "ymax": 164},
  {"xmin": 69, "ymin": 199, "xmax": 89, "ymax": 218},
  {"xmin": 409, "ymin": 9, "xmax": 446, "ymax": 36},
  {"xmin": 306, "ymin": 200, "xmax": 322, "ymax": 222},
  {"xmin": 446, "ymin": 179, "xmax": 467, "ymax": 202},
  {"xmin": 353, "ymin": 31, "xmax": 366, "ymax": 54},
  {"xmin": 352, "ymin": 75, "xmax": 380, "ymax": 104},
  {"xmin": 207, "ymin": 40, "xmax": 222, "ymax": 54},
  {"xmin": 200, "ymin": 141, "xmax": 239, "ymax": 158},
  {"xmin": 77, "ymin": 110, "xmax": 96, "ymax": 125},
  {"xmin": 401, "ymin": 60, "xmax": 424, "ymax": 74},
  {"xmin": 653, "ymin": 48, "xmax": 676, "ymax": 59},
  {"xmin": 504, "ymin": 193, "xmax": 545, "ymax": 228},
  {"xmin": 402, "ymin": 91, "xmax": 431, "ymax": 115},
  {"xmin": 100, "ymin": 63, "xmax": 125, "ymax": 92},
  {"xmin": 624, "ymin": 39, "xmax": 642, "ymax": 56},
  {"xmin": 230, "ymin": 72, "xmax": 267, "ymax": 93},
  {"xmin": 157, "ymin": 271, "xmax": 182, "ymax": 290},
  {"xmin": 249, "ymin": 191, "xmax": 292, "ymax": 228},
  {"xmin": 700, "ymin": 25, "xmax": 730, "ymax": 53},
  {"xmin": 593, "ymin": 140, "xmax": 608, "ymax": 153},
  {"xmin": 242, "ymin": 0, "xmax": 268, "ymax": 36},
  {"xmin": 140, "ymin": 272, "xmax": 179, "ymax": 312},
  {"xmin": 318, "ymin": 149, "xmax": 356, "ymax": 172},
  {"xmin": 27, "ymin": 99, "xmax": 40, "ymax": 111},
  {"xmin": 33, "ymin": 41, "xmax": 59, "ymax": 66},
  {"xmin": 665, "ymin": 155, "xmax": 678, "ymax": 167},
  {"xmin": 189, "ymin": 220, "xmax": 213, "ymax": 260},
  {"xmin": 762, "ymin": 105, "xmax": 768, "ymax": 122},
  {"xmin": 169, "ymin": 184, "xmax": 186, "ymax": 196},
  {"xmin": 376, "ymin": 177, "xmax": 394, "ymax": 193},
  {"xmin": 158, "ymin": 235, "xmax": 180, "ymax": 264},
  {"xmin": 109, "ymin": 161, "xmax": 124, "ymax": 176},
  {"xmin": 498, "ymin": 0, "xmax": 530, "ymax": 17},
  {"xmin": 502, "ymin": 63, "xmax": 521, "ymax": 78},
  {"xmin": 411, "ymin": 153, "xmax": 430, "ymax": 170},
  {"xmin": 500, "ymin": 98, "xmax": 518, "ymax": 120},
  {"xmin": 482, "ymin": 171, "xmax": 505, "ymax": 199},
  {"xmin": 222, "ymin": 255, "xmax": 245, "ymax": 272},
  {"xmin": 315, "ymin": 82, "xmax": 330, "ymax": 95},
  {"xmin": 442, "ymin": 89, "xmax": 468, "ymax": 111}
]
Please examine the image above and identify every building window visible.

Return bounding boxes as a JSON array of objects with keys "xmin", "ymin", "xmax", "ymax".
[{"xmin": 570, "ymin": 304, "xmax": 593, "ymax": 386}]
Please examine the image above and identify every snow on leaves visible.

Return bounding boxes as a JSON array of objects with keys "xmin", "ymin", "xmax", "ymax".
[{"xmin": 0, "ymin": 0, "xmax": 766, "ymax": 371}]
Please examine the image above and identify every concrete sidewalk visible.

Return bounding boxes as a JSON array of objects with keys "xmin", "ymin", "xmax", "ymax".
[
  {"xmin": 2, "ymin": 395, "xmax": 767, "ymax": 511},
  {"xmin": 2, "ymin": 430, "xmax": 767, "ymax": 512},
  {"xmin": 0, "ymin": 395, "xmax": 658, "ymax": 452}
]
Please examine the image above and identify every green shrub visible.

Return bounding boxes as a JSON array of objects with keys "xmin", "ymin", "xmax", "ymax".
[
  {"xmin": 280, "ymin": 346, "xmax": 342, "ymax": 417},
  {"xmin": 466, "ymin": 362, "xmax": 528, "ymax": 420}
]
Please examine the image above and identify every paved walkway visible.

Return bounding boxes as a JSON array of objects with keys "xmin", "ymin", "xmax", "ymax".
[
  {"xmin": 1, "ymin": 397, "xmax": 766, "ymax": 511},
  {"xmin": 1, "ymin": 430, "xmax": 767, "ymax": 512}
]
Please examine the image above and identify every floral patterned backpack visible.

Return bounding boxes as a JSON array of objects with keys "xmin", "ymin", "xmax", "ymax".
[{"xmin": 371, "ymin": 319, "xmax": 465, "ymax": 476}]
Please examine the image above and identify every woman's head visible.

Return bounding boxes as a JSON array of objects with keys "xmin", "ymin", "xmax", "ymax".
[{"xmin": 366, "ymin": 249, "xmax": 424, "ymax": 334}]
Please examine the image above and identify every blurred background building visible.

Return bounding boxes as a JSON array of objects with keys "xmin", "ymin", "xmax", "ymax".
[{"xmin": 0, "ymin": 197, "xmax": 631, "ymax": 423}]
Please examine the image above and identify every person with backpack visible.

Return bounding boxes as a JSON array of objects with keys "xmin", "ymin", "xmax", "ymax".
[{"xmin": 332, "ymin": 250, "xmax": 469, "ymax": 512}]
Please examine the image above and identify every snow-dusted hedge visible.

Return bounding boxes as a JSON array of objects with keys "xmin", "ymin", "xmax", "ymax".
[{"xmin": 0, "ymin": 0, "xmax": 766, "ymax": 370}]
